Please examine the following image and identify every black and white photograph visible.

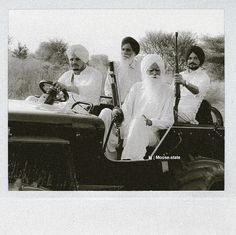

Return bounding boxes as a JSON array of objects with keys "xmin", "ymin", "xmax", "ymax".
[
  {"xmin": 1, "ymin": 1, "xmax": 236, "ymax": 234},
  {"xmin": 8, "ymin": 9, "xmax": 225, "ymax": 191}
]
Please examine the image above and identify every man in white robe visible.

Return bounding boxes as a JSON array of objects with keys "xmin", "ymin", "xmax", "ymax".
[
  {"xmin": 55, "ymin": 44, "xmax": 103, "ymax": 105},
  {"xmin": 104, "ymin": 37, "xmax": 142, "ymax": 104},
  {"xmin": 174, "ymin": 45, "xmax": 210, "ymax": 123},
  {"xmin": 100, "ymin": 54, "xmax": 174, "ymax": 160}
]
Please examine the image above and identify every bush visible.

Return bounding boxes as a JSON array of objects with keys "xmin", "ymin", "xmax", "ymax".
[
  {"xmin": 8, "ymin": 53, "xmax": 110, "ymax": 99},
  {"xmin": 8, "ymin": 55, "xmax": 68, "ymax": 99}
]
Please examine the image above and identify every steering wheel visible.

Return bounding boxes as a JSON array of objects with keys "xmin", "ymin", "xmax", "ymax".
[{"xmin": 39, "ymin": 80, "xmax": 69, "ymax": 103}]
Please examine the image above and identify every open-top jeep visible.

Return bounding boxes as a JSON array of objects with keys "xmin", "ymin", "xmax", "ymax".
[{"xmin": 8, "ymin": 80, "xmax": 224, "ymax": 191}]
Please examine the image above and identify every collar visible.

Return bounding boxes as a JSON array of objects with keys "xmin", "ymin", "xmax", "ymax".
[{"xmin": 186, "ymin": 67, "xmax": 202, "ymax": 74}]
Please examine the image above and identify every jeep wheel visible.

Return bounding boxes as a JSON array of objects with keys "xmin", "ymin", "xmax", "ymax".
[{"xmin": 177, "ymin": 157, "xmax": 224, "ymax": 190}]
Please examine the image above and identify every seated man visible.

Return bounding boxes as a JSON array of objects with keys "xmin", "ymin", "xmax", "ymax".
[
  {"xmin": 55, "ymin": 44, "xmax": 103, "ymax": 106},
  {"xmin": 100, "ymin": 54, "xmax": 174, "ymax": 160},
  {"xmin": 104, "ymin": 36, "xmax": 142, "ymax": 104},
  {"xmin": 174, "ymin": 45, "xmax": 210, "ymax": 123}
]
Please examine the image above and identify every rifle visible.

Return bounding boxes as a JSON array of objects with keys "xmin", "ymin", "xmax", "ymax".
[
  {"xmin": 174, "ymin": 32, "xmax": 181, "ymax": 123},
  {"xmin": 109, "ymin": 61, "xmax": 121, "ymax": 107},
  {"xmin": 109, "ymin": 61, "xmax": 123, "ymax": 160}
]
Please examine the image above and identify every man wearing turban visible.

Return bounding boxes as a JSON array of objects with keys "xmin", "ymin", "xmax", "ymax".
[
  {"xmin": 104, "ymin": 36, "xmax": 142, "ymax": 104},
  {"xmin": 55, "ymin": 44, "xmax": 102, "ymax": 105},
  {"xmin": 174, "ymin": 45, "xmax": 210, "ymax": 123},
  {"xmin": 100, "ymin": 54, "xmax": 174, "ymax": 160}
]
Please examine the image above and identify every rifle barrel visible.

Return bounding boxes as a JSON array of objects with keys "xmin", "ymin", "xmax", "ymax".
[{"xmin": 174, "ymin": 32, "xmax": 180, "ymax": 123}]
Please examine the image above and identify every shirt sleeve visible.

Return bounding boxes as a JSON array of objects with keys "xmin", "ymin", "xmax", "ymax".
[
  {"xmin": 58, "ymin": 72, "xmax": 67, "ymax": 84},
  {"xmin": 121, "ymin": 83, "xmax": 138, "ymax": 125},
  {"xmin": 150, "ymin": 88, "xmax": 175, "ymax": 129},
  {"xmin": 194, "ymin": 72, "xmax": 210, "ymax": 97}
]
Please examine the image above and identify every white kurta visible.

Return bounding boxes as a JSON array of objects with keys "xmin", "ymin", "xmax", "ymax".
[
  {"xmin": 104, "ymin": 56, "xmax": 142, "ymax": 103},
  {"xmin": 100, "ymin": 81, "xmax": 174, "ymax": 160},
  {"xmin": 121, "ymin": 82, "xmax": 174, "ymax": 160},
  {"xmin": 58, "ymin": 66, "xmax": 103, "ymax": 105},
  {"xmin": 178, "ymin": 68, "xmax": 210, "ymax": 123}
]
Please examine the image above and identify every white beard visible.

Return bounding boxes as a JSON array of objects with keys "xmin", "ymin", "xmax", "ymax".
[
  {"xmin": 120, "ymin": 55, "xmax": 135, "ymax": 68},
  {"xmin": 143, "ymin": 77, "xmax": 164, "ymax": 102},
  {"xmin": 118, "ymin": 55, "xmax": 135, "ymax": 83}
]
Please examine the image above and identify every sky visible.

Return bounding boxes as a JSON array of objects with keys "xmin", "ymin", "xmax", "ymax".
[{"xmin": 9, "ymin": 9, "xmax": 224, "ymax": 61}]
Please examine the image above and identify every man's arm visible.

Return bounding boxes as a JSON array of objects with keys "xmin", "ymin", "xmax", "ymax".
[
  {"xmin": 121, "ymin": 83, "xmax": 137, "ymax": 123},
  {"xmin": 66, "ymin": 85, "xmax": 79, "ymax": 94},
  {"xmin": 174, "ymin": 73, "xmax": 199, "ymax": 95},
  {"xmin": 55, "ymin": 72, "xmax": 79, "ymax": 94},
  {"xmin": 55, "ymin": 82, "xmax": 79, "ymax": 94},
  {"xmin": 150, "ymin": 89, "xmax": 175, "ymax": 129}
]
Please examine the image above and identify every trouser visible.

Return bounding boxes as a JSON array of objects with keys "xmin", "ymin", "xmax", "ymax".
[
  {"xmin": 178, "ymin": 110, "xmax": 198, "ymax": 124},
  {"xmin": 122, "ymin": 116, "xmax": 159, "ymax": 160},
  {"xmin": 99, "ymin": 109, "xmax": 159, "ymax": 160},
  {"xmin": 99, "ymin": 108, "xmax": 119, "ymax": 160}
]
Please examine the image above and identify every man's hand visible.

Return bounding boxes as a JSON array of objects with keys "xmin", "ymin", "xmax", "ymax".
[
  {"xmin": 54, "ymin": 82, "xmax": 79, "ymax": 94},
  {"xmin": 174, "ymin": 73, "xmax": 186, "ymax": 86},
  {"xmin": 54, "ymin": 82, "xmax": 67, "ymax": 91},
  {"xmin": 112, "ymin": 107, "xmax": 124, "ymax": 126},
  {"xmin": 174, "ymin": 73, "xmax": 199, "ymax": 95},
  {"xmin": 143, "ymin": 115, "xmax": 152, "ymax": 126}
]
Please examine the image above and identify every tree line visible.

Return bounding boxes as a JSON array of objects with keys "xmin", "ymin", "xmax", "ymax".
[{"xmin": 8, "ymin": 31, "xmax": 224, "ymax": 108}]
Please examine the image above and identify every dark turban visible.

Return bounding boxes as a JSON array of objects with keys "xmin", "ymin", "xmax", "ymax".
[
  {"xmin": 186, "ymin": 45, "xmax": 205, "ymax": 66},
  {"xmin": 121, "ymin": 36, "xmax": 140, "ymax": 55}
]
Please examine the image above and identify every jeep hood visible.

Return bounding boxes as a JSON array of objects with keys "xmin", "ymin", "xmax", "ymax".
[{"xmin": 8, "ymin": 99, "xmax": 104, "ymax": 128}]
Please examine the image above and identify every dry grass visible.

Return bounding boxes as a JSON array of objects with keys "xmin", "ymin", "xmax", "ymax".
[{"xmin": 8, "ymin": 56, "xmax": 68, "ymax": 99}]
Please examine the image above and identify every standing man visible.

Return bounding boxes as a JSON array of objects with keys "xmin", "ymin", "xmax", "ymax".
[
  {"xmin": 104, "ymin": 36, "xmax": 142, "ymax": 104},
  {"xmin": 55, "ymin": 44, "xmax": 102, "ymax": 105},
  {"xmin": 174, "ymin": 45, "xmax": 210, "ymax": 123}
]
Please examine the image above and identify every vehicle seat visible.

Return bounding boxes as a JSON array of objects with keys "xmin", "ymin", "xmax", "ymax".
[
  {"xmin": 90, "ymin": 103, "xmax": 113, "ymax": 116},
  {"xmin": 90, "ymin": 96, "xmax": 114, "ymax": 116},
  {"xmin": 195, "ymin": 100, "xmax": 213, "ymax": 125}
]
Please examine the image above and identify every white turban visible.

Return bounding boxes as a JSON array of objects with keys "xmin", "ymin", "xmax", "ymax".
[
  {"xmin": 141, "ymin": 54, "xmax": 165, "ymax": 81},
  {"xmin": 141, "ymin": 54, "xmax": 166, "ymax": 102},
  {"xmin": 66, "ymin": 44, "xmax": 89, "ymax": 63}
]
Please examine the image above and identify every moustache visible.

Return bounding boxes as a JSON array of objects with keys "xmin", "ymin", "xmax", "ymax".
[
  {"xmin": 122, "ymin": 55, "xmax": 130, "ymax": 59},
  {"xmin": 189, "ymin": 62, "xmax": 197, "ymax": 66}
]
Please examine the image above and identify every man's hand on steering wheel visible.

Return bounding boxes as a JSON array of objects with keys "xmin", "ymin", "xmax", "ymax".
[
  {"xmin": 54, "ymin": 82, "xmax": 80, "ymax": 95},
  {"xmin": 39, "ymin": 80, "xmax": 69, "ymax": 103},
  {"xmin": 53, "ymin": 82, "xmax": 67, "ymax": 92}
]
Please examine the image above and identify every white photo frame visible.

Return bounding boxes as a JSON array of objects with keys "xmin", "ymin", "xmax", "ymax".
[{"xmin": 1, "ymin": 0, "xmax": 236, "ymax": 234}]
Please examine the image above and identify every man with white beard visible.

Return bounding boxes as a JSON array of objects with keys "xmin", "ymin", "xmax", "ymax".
[
  {"xmin": 100, "ymin": 54, "xmax": 174, "ymax": 160},
  {"xmin": 104, "ymin": 36, "xmax": 142, "ymax": 104}
]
